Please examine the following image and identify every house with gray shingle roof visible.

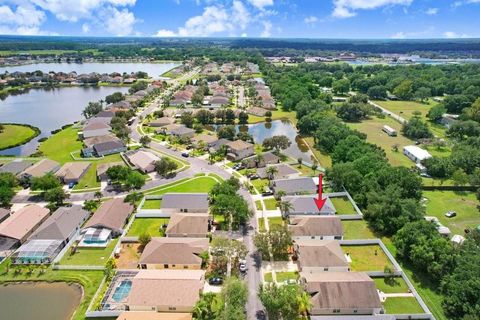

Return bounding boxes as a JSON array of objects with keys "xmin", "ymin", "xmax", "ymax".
[
  {"xmin": 0, "ymin": 160, "xmax": 34, "ymax": 175},
  {"xmin": 160, "ymin": 193, "xmax": 209, "ymax": 215},
  {"xmin": 281, "ymin": 195, "xmax": 336, "ymax": 217},
  {"xmin": 271, "ymin": 177, "xmax": 317, "ymax": 196}
]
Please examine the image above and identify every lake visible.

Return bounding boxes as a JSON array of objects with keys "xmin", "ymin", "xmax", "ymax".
[
  {"xmin": 0, "ymin": 86, "xmax": 129, "ymax": 156},
  {"xmin": 0, "ymin": 282, "xmax": 82, "ymax": 320},
  {"xmin": 0, "ymin": 62, "xmax": 180, "ymax": 77}
]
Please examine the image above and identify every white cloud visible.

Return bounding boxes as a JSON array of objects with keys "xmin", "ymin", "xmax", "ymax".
[
  {"xmin": 0, "ymin": 3, "xmax": 49, "ymax": 35},
  {"xmin": 155, "ymin": 29, "xmax": 177, "ymax": 37},
  {"xmin": 247, "ymin": 0, "xmax": 273, "ymax": 10},
  {"xmin": 82, "ymin": 23, "xmax": 90, "ymax": 33},
  {"xmin": 178, "ymin": 5, "xmax": 230, "ymax": 36},
  {"xmin": 241, "ymin": 32, "xmax": 247, "ymax": 37},
  {"xmin": 105, "ymin": 7, "xmax": 136, "ymax": 36},
  {"xmin": 390, "ymin": 31, "xmax": 406, "ymax": 39},
  {"xmin": 332, "ymin": 0, "xmax": 413, "ymax": 18},
  {"xmin": 304, "ymin": 15, "xmax": 318, "ymax": 24},
  {"xmin": 425, "ymin": 7, "xmax": 438, "ymax": 15},
  {"xmin": 443, "ymin": 31, "xmax": 469, "ymax": 38},
  {"xmin": 260, "ymin": 20, "xmax": 272, "ymax": 37},
  {"xmin": 232, "ymin": 0, "xmax": 250, "ymax": 30}
]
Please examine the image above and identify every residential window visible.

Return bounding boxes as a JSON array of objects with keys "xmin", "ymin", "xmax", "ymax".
[{"xmin": 164, "ymin": 264, "xmax": 168, "ymax": 268}]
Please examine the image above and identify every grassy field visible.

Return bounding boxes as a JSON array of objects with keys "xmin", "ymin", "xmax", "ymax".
[
  {"xmin": 268, "ymin": 217, "xmax": 284, "ymax": 228},
  {"xmin": 250, "ymin": 178, "xmax": 269, "ymax": 193},
  {"xmin": 303, "ymin": 136, "xmax": 332, "ymax": 169},
  {"xmin": 142, "ymin": 199, "xmax": 162, "ymax": 209},
  {"xmin": 248, "ymin": 110, "xmax": 297, "ymax": 125},
  {"xmin": 264, "ymin": 198, "xmax": 277, "ymax": 210},
  {"xmin": 258, "ymin": 218, "xmax": 266, "ymax": 232},
  {"xmin": 59, "ymin": 240, "xmax": 118, "ymax": 266},
  {"xmin": 263, "ymin": 271, "xmax": 298, "ymax": 283},
  {"xmin": 38, "ymin": 126, "xmax": 83, "ymax": 163},
  {"xmin": 0, "ymin": 124, "xmax": 38, "ymax": 150},
  {"xmin": 383, "ymin": 297, "xmax": 425, "ymax": 314},
  {"xmin": 423, "ymin": 190, "xmax": 480, "ymax": 235},
  {"xmin": 255, "ymin": 200, "xmax": 263, "ymax": 210},
  {"xmin": 147, "ymin": 176, "xmax": 219, "ymax": 196},
  {"xmin": 373, "ymin": 277, "xmax": 410, "ymax": 293},
  {"xmin": 341, "ymin": 220, "xmax": 376, "ymax": 239},
  {"xmin": 72, "ymin": 154, "xmax": 125, "ymax": 190},
  {"xmin": 347, "ymin": 116, "xmax": 416, "ymax": 167},
  {"xmin": 127, "ymin": 218, "xmax": 169, "ymax": 237},
  {"xmin": 343, "ymin": 244, "xmax": 393, "ymax": 272},
  {"xmin": 0, "ymin": 260, "xmax": 104, "ymax": 320},
  {"xmin": 331, "ymin": 196, "xmax": 357, "ymax": 215}
]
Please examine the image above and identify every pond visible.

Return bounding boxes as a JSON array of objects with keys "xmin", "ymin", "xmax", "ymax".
[
  {"xmin": 0, "ymin": 86, "xmax": 129, "ymax": 156},
  {"xmin": 0, "ymin": 62, "xmax": 180, "ymax": 77},
  {"xmin": 0, "ymin": 282, "xmax": 82, "ymax": 320}
]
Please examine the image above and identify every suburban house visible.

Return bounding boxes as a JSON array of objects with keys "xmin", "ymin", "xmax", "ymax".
[
  {"xmin": 81, "ymin": 121, "xmax": 111, "ymax": 139},
  {"xmin": 0, "ymin": 208, "xmax": 11, "ymax": 223},
  {"xmin": 300, "ymin": 272, "xmax": 383, "ymax": 315},
  {"xmin": 191, "ymin": 134, "xmax": 219, "ymax": 148},
  {"xmin": 165, "ymin": 213, "xmax": 210, "ymax": 238},
  {"xmin": 149, "ymin": 117, "xmax": 175, "ymax": 127},
  {"xmin": 293, "ymin": 239, "xmax": 349, "ymax": 273},
  {"xmin": 11, "ymin": 206, "xmax": 89, "ymax": 264},
  {"xmin": 0, "ymin": 205, "xmax": 50, "ymax": 259},
  {"xmin": 93, "ymin": 140, "xmax": 127, "ymax": 157},
  {"xmin": 80, "ymin": 199, "xmax": 134, "ymax": 246},
  {"xmin": 161, "ymin": 124, "xmax": 195, "ymax": 139},
  {"xmin": 288, "ymin": 216, "xmax": 344, "ymax": 240},
  {"xmin": 440, "ymin": 113, "xmax": 459, "ymax": 128},
  {"xmin": 0, "ymin": 160, "xmax": 34, "ymax": 175},
  {"xmin": 160, "ymin": 193, "xmax": 209, "ymax": 215},
  {"xmin": 257, "ymin": 164, "xmax": 299, "ymax": 180},
  {"xmin": 225, "ymin": 140, "xmax": 255, "ymax": 161},
  {"xmin": 125, "ymin": 149, "xmax": 160, "ymax": 173},
  {"xmin": 403, "ymin": 145, "xmax": 432, "ymax": 165},
  {"xmin": 281, "ymin": 195, "xmax": 336, "ymax": 217},
  {"xmin": 271, "ymin": 177, "xmax": 317, "ymax": 195},
  {"xmin": 19, "ymin": 159, "xmax": 60, "ymax": 179},
  {"xmin": 139, "ymin": 237, "xmax": 209, "ymax": 269},
  {"xmin": 97, "ymin": 162, "xmax": 124, "ymax": 181},
  {"xmin": 247, "ymin": 106, "xmax": 269, "ymax": 117},
  {"xmin": 115, "ymin": 312, "xmax": 192, "ymax": 320},
  {"xmin": 242, "ymin": 152, "xmax": 280, "ymax": 169},
  {"xmin": 124, "ymin": 269, "xmax": 205, "ymax": 313},
  {"xmin": 55, "ymin": 162, "xmax": 91, "ymax": 184}
]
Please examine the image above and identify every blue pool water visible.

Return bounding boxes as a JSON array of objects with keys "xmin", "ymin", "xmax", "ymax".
[{"xmin": 112, "ymin": 280, "xmax": 132, "ymax": 302}]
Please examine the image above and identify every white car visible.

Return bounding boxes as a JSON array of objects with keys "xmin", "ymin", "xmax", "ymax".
[{"xmin": 239, "ymin": 259, "xmax": 247, "ymax": 272}]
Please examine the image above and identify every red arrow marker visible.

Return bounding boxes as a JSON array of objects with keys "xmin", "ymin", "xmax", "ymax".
[{"xmin": 314, "ymin": 174, "xmax": 327, "ymax": 210}]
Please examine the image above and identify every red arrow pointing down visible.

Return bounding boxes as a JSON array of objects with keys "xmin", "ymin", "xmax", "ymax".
[{"xmin": 314, "ymin": 174, "xmax": 326, "ymax": 210}]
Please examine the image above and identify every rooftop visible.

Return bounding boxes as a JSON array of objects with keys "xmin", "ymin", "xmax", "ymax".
[{"xmin": 0, "ymin": 205, "xmax": 50, "ymax": 241}]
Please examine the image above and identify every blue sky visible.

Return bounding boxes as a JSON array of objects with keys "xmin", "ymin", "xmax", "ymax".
[{"xmin": 0, "ymin": 0, "xmax": 479, "ymax": 38}]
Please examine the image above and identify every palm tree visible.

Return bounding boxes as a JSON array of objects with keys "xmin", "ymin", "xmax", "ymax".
[
  {"xmin": 297, "ymin": 291, "xmax": 313, "ymax": 318},
  {"xmin": 278, "ymin": 199, "xmax": 293, "ymax": 217},
  {"xmin": 275, "ymin": 189, "xmax": 286, "ymax": 201},
  {"xmin": 266, "ymin": 166, "xmax": 278, "ymax": 180},
  {"xmin": 311, "ymin": 161, "xmax": 318, "ymax": 174},
  {"xmin": 255, "ymin": 153, "xmax": 265, "ymax": 168},
  {"xmin": 297, "ymin": 157, "xmax": 303, "ymax": 168},
  {"xmin": 94, "ymin": 191, "xmax": 103, "ymax": 200}
]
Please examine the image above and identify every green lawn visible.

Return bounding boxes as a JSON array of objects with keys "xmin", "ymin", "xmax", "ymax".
[
  {"xmin": 383, "ymin": 297, "xmax": 425, "ymax": 314},
  {"xmin": 142, "ymin": 199, "xmax": 162, "ymax": 209},
  {"xmin": 342, "ymin": 244, "xmax": 393, "ymax": 272},
  {"xmin": 423, "ymin": 190, "xmax": 480, "ymax": 235},
  {"xmin": 373, "ymin": 277, "xmax": 410, "ymax": 293},
  {"xmin": 263, "ymin": 272, "xmax": 273, "ymax": 282},
  {"xmin": 268, "ymin": 217, "xmax": 284, "ymax": 228},
  {"xmin": 59, "ymin": 240, "xmax": 118, "ymax": 266},
  {"xmin": 0, "ymin": 124, "xmax": 38, "ymax": 150},
  {"xmin": 127, "ymin": 218, "xmax": 169, "ymax": 236},
  {"xmin": 250, "ymin": 178, "xmax": 269, "ymax": 193},
  {"xmin": 38, "ymin": 126, "xmax": 83, "ymax": 163},
  {"xmin": 264, "ymin": 198, "xmax": 277, "ymax": 210},
  {"xmin": 342, "ymin": 220, "xmax": 376, "ymax": 239},
  {"xmin": 303, "ymin": 136, "xmax": 332, "ymax": 169},
  {"xmin": 147, "ymin": 176, "xmax": 219, "ymax": 196},
  {"xmin": 258, "ymin": 218, "xmax": 266, "ymax": 232},
  {"xmin": 331, "ymin": 196, "xmax": 357, "ymax": 215},
  {"xmin": 347, "ymin": 116, "xmax": 417, "ymax": 167},
  {"xmin": 0, "ymin": 260, "xmax": 104, "ymax": 320},
  {"xmin": 73, "ymin": 165, "xmax": 99, "ymax": 190},
  {"xmin": 255, "ymin": 200, "xmax": 263, "ymax": 210},
  {"xmin": 290, "ymin": 163, "xmax": 317, "ymax": 177},
  {"xmin": 276, "ymin": 271, "xmax": 299, "ymax": 283}
]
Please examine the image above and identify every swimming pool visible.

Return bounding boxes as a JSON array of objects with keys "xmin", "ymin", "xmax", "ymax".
[{"xmin": 111, "ymin": 280, "xmax": 132, "ymax": 302}]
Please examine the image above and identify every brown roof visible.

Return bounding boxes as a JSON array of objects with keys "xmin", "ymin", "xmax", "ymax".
[
  {"xmin": 301, "ymin": 272, "xmax": 381, "ymax": 310},
  {"xmin": 21, "ymin": 159, "xmax": 59, "ymax": 178},
  {"xmin": 83, "ymin": 121, "xmax": 111, "ymax": 131},
  {"xmin": 226, "ymin": 139, "xmax": 253, "ymax": 151},
  {"xmin": 192, "ymin": 134, "xmax": 218, "ymax": 145},
  {"xmin": 83, "ymin": 198, "xmax": 133, "ymax": 232},
  {"xmin": 126, "ymin": 270, "xmax": 204, "ymax": 310},
  {"xmin": 116, "ymin": 312, "xmax": 192, "ymax": 320},
  {"xmin": 127, "ymin": 150, "xmax": 159, "ymax": 171},
  {"xmin": 289, "ymin": 216, "xmax": 343, "ymax": 237},
  {"xmin": 84, "ymin": 135, "xmax": 119, "ymax": 148},
  {"xmin": 55, "ymin": 162, "xmax": 91, "ymax": 181},
  {"xmin": 140, "ymin": 237, "xmax": 209, "ymax": 265},
  {"xmin": 166, "ymin": 213, "xmax": 209, "ymax": 237},
  {"xmin": 0, "ymin": 205, "xmax": 49, "ymax": 241},
  {"xmin": 295, "ymin": 239, "xmax": 348, "ymax": 268},
  {"xmin": 149, "ymin": 117, "xmax": 174, "ymax": 127}
]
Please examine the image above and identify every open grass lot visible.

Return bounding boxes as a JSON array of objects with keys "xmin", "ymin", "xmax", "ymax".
[
  {"xmin": 263, "ymin": 272, "xmax": 273, "ymax": 282},
  {"xmin": 147, "ymin": 175, "xmax": 220, "ymax": 196},
  {"xmin": 250, "ymin": 178, "xmax": 269, "ymax": 193},
  {"xmin": 268, "ymin": 217, "xmax": 284, "ymax": 228},
  {"xmin": 383, "ymin": 297, "xmax": 425, "ymax": 314},
  {"xmin": 331, "ymin": 196, "xmax": 357, "ymax": 215},
  {"xmin": 290, "ymin": 163, "xmax": 317, "ymax": 177},
  {"xmin": 347, "ymin": 116, "xmax": 416, "ymax": 167},
  {"xmin": 423, "ymin": 190, "xmax": 480, "ymax": 235},
  {"xmin": 127, "ymin": 218, "xmax": 169, "ymax": 237},
  {"xmin": 303, "ymin": 136, "xmax": 332, "ymax": 169},
  {"xmin": 248, "ymin": 109, "xmax": 297, "ymax": 125},
  {"xmin": 142, "ymin": 199, "xmax": 162, "ymax": 209},
  {"xmin": 38, "ymin": 126, "xmax": 83, "ymax": 163},
  {"xmin": 264, "ymin": 198, "xmax": 277, "ymax": 210},
  {"xmin": 0, "ymin": 124, "xmax": 38, "ymax": 150},
  {"xmin": 59, "ymin": 239, "xmax": 118, "ymax": 266},
  {"xmin": 0, "ymin": 260, "xmax": 104, "ymax": 320},
  {"xmin": 342, "ymin": 220, "xmax": 376, "ymax": 239},
  {"xmin": 343, "ymin": 244, "xmax": 393, "ymax": 272},
  {"xmin": 373, "ymin": 277, "xmax": 410, "ymax": 293},
  {"xmin": 72, "ymin": 154, "xmax": 125, "ymax": 191},
  {"xmin": 276, "ymin": 271, "xmax": 299, "ymax": 283}
]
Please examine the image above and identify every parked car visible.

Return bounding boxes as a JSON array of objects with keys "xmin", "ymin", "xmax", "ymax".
[
  {"xmin": 445, "ymin": 211, "xmax": 457, "ymax": 218},
  {"xmin": 181, "ymin": 151, "xmax": 190, "ymax": 158},
  {"xmin": 68, "ymin": 182, "xmax": 76, "ymax": 189},
  {"xmin": 262, "ymin": 187, "xmax": 274, "ymax": 197},
  {"xmin": 239, "ymin": 259, "xmax": 247, "ymax": 273},
  {"xmin": 208, "ymin": 277, "xmax": 224, "ymax": 285},
  {"xmin": 248, "ymin": 174, "xmax": 259, "ymax": 180}
]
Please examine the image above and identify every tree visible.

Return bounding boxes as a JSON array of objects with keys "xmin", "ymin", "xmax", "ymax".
[
  {"xmin": 367, "ymin": 85, "xmax": 387, "ymax": 99},
  {"xmin": 83, "ymin": 200, "xmax": 99, "ymax": 212},
  {"xmin": 139, "ymin": 135, "xmax": 151, "ymax": 147},
  {"xmin": 154, "ymin": 157, "xmax": 178, "ymax": 177},
  {"xmin": 336, "ymin": 103, "xmax": 372, "ymax": 121},
  {"xmin": 332, "ymin": 78, "xmax": 350, "ymax": 95},
  {"xmin": 427, "ymin": 104, "xmax": 447, "ymax": 122},
  {"xmin": 266, "ymin": 166, "xmax": 278, "ymax": 180},
  {"xmin": 124, "ymin": 191, "xmax": 143, "ymax": 206},
  {"xmin": 82, "ymin": 101, "xmax": 102, "ymax": 119},
  {"xmin": 258, "ymin": 283, "xmax": 306, "ymax": 320},
  {"xmin": 0, "ymin": 185, "xmax": 14, "ymax": 207},
  {"xmin": 297, "ymin": 290, "xmax": 313, "ymax": 319},
  {"xmin": 464, "ymin": 97, "xmax": 480, "ymax": 122},
  {"xmin": 402, "ymin": 117, "xmax": 433, "ymax": 139},
  {"xmin": 393, "ymin": 80, "xmax": 413, "ymax": 100},
  {"xmin": 254, "ymin": 224, "xmax": 292, "ymax": 260},
  {"xmin": 311, "ymin": 161, "xmax": 318, "ymax": 173},
  {"xmin": 195, "ymin": 109, "xmax": 214, "ymax": 125},
  {"xmin": 211, "ymin": 194, "xmax": 251, "ymax": 230},
  {"xmin": 129, "ymin": 80, "xmax": 148, "ymax": 94},
  {"xmin": 193, "ymin": 293, "xmax": 219, "ymax": 320},
  {"xmin": 105, "ymin": 92, "xmax": 124, "ymax": 104},
  {"xmin": 138, "ymin": 232, "xmax": 151, "ymax": 248},
  {"xmin": 181, "ymin": 112, "xmax": 194, "ymax": 128},
  {"xmin": 414, "ymin": 87, "xmax": 432, "ymax": 102},
  {"xmin": 30, "ymin": 173, "xmax": 61, "ymax": 190},
  {"xmin": 44, "ymin": 187, "xmax": 69, "ymax": 205},
  {"xmin": 218, "ymin": 277, "xmax": 248, "ymax": 320},
  {"xmin": 125, "ymin": 171, "xmax": 146, "ymax": 190},
  {"xmin": 217, "ymin": 125, "xmax": 236, "ymax": 140},
  {"xmin": 452, "ymin": 168, "xmax": 469, "ymax": 186},
  {"xmin": 262, "ymin": 135, "xmax": 291, "ymax": 153},
  {"xmin": 238, "ymin": 111, "xmax": 249, "ymax": 124}
]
